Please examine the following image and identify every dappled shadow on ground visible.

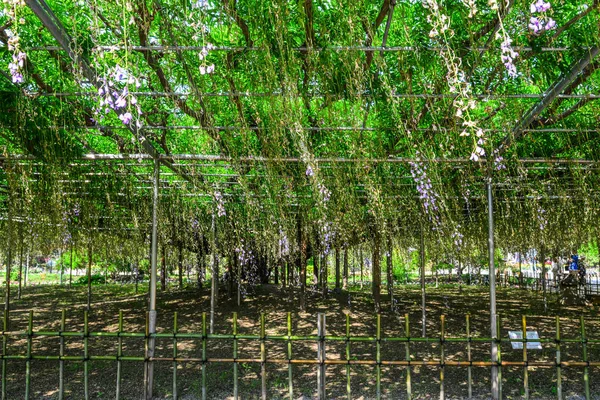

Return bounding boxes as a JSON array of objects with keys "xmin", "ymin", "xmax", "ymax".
[{"xmin": 1, "ymin": 283, "xmax": 599, "ymax": 399}]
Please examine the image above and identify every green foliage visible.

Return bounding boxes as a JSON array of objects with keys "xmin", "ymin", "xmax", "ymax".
[
  {"xmin": 578, "ymin": 242, "xmax": 599, "ymax": 265},
  {"xmin": 75, "ymin": 274, "xmax": 106, "ymax": 286}
]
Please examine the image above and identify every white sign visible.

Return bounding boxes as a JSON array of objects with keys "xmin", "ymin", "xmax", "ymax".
[{"xmin": 508, "ymin": 331, "xmax": 542, "ymax": 350}]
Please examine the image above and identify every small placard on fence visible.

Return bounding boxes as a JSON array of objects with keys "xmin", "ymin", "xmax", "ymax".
[{"xmin": 508, "ymin": 331, "xmax": 542, "ymax": 350}]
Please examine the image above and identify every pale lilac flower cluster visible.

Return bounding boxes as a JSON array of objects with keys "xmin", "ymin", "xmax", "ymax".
[
  {"xmin": 424, "ymin": 0, "xmax": 486, "ymax": 162},
  {"xmin": 469, "ymin": 136, "xmax": 486, "ymax": 162},
  {"xmin": 198, "ymin": 43, "xmax": 215, "ymax": 75},
  {"xmin": 529, "ymin": 1, "xmax": 556, "ymax": 35},
  {"xmin": 8, "ymin": 52, "xmax": 25, "ymax": 83},
  {"xmin": 278, "ymin": 230, "xmax": 290, "ymax": 256},
  {"xmin": 451, "ymin": 226, "xmax": 464, "ymax": 249},
  {"xmin": 96, "ymin": 66, "xmax": 142, "ymax": 127},
  {"xmin": 462, "ymin": 0, "xmax": 477, "ymax": 18},
  {"xmin": 213, "ymin": 191, "xmax": 226, "ymax": 217},
  {"xmin": 190, "ymin": 1, "xmax": 215, "ymax": 75},
  {"xmin": 236, "ymin": 242, "xmax": 254, "ymax": 266},
  {"xmin": 537, "ymin": 206, "xmax": 547, "ymax": 230},
  {"xmin": 500, "ymin": 38, "xmax": 519, "ymax": 78},
  {"xmin": 409, "ymin": 155, "xmax": 440, "ymax": 222},
  {"xmin": 305, "ymin": 165, "xmax": 314, "ymax": 177},
  {"xmin": 493, "ymin": 148, "xmax": 507, "ymax": 170},
  {"xmin": 3, "ymin": 2, "xmax": 27, "ymax": 84},
  {"xmin": 193, "ymin": 0, "xmax": 209, "ymax": 8},
  {"xmin": 318, "ymin": 183, "xmax": 331, "ymax": 202},
  {"xmin": 320, "ymin": 222, "xmax": 332, "ymax": 255}
]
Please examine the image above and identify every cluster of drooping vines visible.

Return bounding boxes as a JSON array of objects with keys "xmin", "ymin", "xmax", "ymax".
[{"xmin": 423, "ymin": 0, "xmax": 486, "ymax": 162}]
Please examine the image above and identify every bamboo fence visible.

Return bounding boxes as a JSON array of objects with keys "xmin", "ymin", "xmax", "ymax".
[{"xmin": 0, "ymin": 310, "xmax": 596, "ymax": 400}]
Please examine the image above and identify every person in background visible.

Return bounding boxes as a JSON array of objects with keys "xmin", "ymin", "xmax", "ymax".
[{"xmin": 569, "ymin": 254, "xmax": 579, "ymax": 271}]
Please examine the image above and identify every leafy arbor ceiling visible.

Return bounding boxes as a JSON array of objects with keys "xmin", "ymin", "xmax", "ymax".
[{"xmin": 0, "ymin": 0, "xmax": 599, "ymax": 255}]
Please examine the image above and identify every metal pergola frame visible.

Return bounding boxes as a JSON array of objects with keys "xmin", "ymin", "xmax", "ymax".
[{"xmin": 1, "ymin": 1, "xmax": 598, "ymax": 398}]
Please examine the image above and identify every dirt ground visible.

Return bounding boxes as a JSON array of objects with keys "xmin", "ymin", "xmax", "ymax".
[{"xmin": 2, "ymin": 282, "xmax": 600, "ymax": 399}]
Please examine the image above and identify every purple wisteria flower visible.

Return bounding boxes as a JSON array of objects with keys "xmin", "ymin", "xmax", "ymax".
[
  {"xmin": 409, "ymin": 153, "xmax": 441, "ymax": 225},
  {"xmin": 8, "ymin": 52, "xmax": 26, "ymax": 83},
  {"xmin": 278, "ymin": 230, "xmax": 290, "ymax": 256},
  {"xmin": 530, "ymin": 0, "xmax": 551, "ymax": 13},
  {"xmin": 119, "ymin": 112, "xmax": 133, "ymax": 125},
  {"xmin": 529, "ymin": 1, "xmax": 557, "ymax": 35},
  {"xmin": 305, "ymin": 165, "xmax": 314, "ymax": 177},
  {"xmin": 214, "ymin": 191, "xmax": 226, "ymax": 217},
  {"xmin": 500, "ymin": 38, "xmax": 519, "ymax": 78}
]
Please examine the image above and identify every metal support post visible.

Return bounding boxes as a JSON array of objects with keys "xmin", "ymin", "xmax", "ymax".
[
  {"xmin": 144, "ymin": 157, "xmax": 159, "ymax": 400},
  {"xmin": 210, "ymin": 213, "xmax": 218, "ymax": 334},
  {"xmin": 5, "ymin": 202, "xmax": 12, "ymax": 319},
  {"xmin": 420, "ymin": 227, "xmax": 426, "ymax": 337},
  {"xmin": 487, "ymin": 179, "xmax": 499, "ymax": 399}
]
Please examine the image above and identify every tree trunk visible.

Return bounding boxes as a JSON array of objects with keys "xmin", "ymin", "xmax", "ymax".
[
  {"xmin": 313, "ymin": 246, "xmax": 319, "ymax": 288},
  {"xmin": 373, "ymin": 232, "xmax": 381, "ymax": 313},
  {"xmin": 386, "ymin": 235, "xmax": 393, "ymax": 305},
  {"xmin": 178, "ymin": 242, "xmax": 183, "ymax": 290},
  {"xmin": 69, "ymin": 242, "xmax": 73, "ymax": 288},
  {"xmin": 160, "ymin": 244, "xmax": 166, "ymax": 291},
  {"xmin": 87, "ymin": 240, "xmax": 93, "ymax": 311},
  {"xmin": 343, "ymin": 248, "xmax": 349, "ymax": 290},
  {"xmin": 18, "ymin": 228, "xmax": 23, "ymax": 300},
  {"xmin": 297, "ymin": 214, "xmax": 306, "ymax": 310},
  {"xmin": 335, "ymin": 247, "xmax": 340, "ymax": 290},
  {"xmin": 359, "ymin": 247, "xmax": 364, "ymax": 288},
  {"xmin": 197, "ymin": 235, "xmax": 205, "ymax": 291},
  {"xmin": 321, "ymin": 253, "xmax": 328, "ymax": 299}
]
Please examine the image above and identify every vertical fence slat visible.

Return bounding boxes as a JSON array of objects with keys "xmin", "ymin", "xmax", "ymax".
[
  {"xmin": 173, "ymin": 311, "xmax": 178, "ymax": 400},
  {"xmin": 405, "ymin": 314, "xmax": 412, "ymax": 400},
  {"xmin": 84, "ymin": 310, "xmax": 89, "ymax": 400},
  {"xmin": 143, "ymin": 311, "xmax": 150, "ymax": 399},
  {"xmin": 287, "ymin": 312, "xmax": 293, "ymax": 400},
  {"xmin": 497, "ymin": 314, "xmax": 502, "ymax": 400},
  {"xmin": 59, "ymin": 310, "xmax": 65, "ymax": 400},
  {"xmin": 440, "ymin": 315, "xmax": 445, "ymax": 400},
  {"xmin": 261, "ymin": 312, "xmax": 267, "ymax": 400},
  {"xmin": 233, "ymin": 312, "xmax": 238, "ymax": 400},
  {"xmin": 556, "ymin": 316, "xmax": 561, "ymax": 400},
  {"xmin": 116, "ymin": 310, "xmax": 123, "ymax": 400},
  {"xmin": 523, "ymin": 315, "xmax": 529, "ymax": 399},
  {"xmin": 24, "ymin": 310, "xmax": 32, "ymax": 400},
  {"xmin": 346, "ymin": 313, "xmax": 351, "ymax": 400},
  {"xmin": 466, "ymin": 314, "xmax": 472, "ymax": 399},
  {"xmin": 1, "ymin": 309, "xmax": 7, "ymax": 400},
  {"xmin": 376, "ymin": 313, "xmax": 381, "ymax": 400},
  {"xmin": 581, "ymin": 316, "xmax": 590, "ymax": 400},
  {"xmin": 202, "ymin": 312, "xmax": 207, "ymax": 400},
  {"xmin": 317, "ymin": 313, "xmax": 326, "ymax": 400}
]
